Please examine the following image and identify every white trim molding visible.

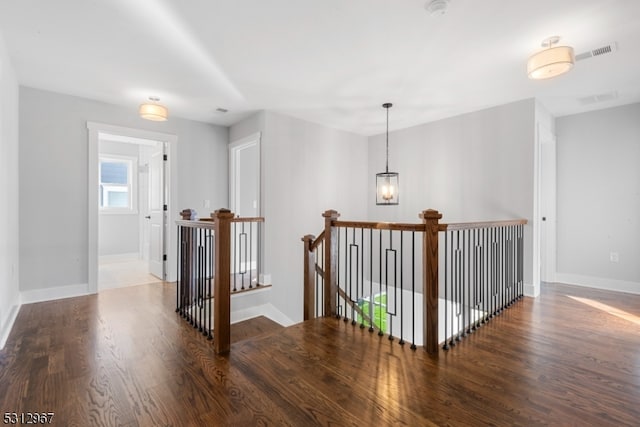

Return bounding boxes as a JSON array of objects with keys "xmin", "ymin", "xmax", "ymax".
[
  {"xmin": 524, "ymin": 282, "xmax": 540, "ymax": 298},
  {"xmin": 555, "ymin": 273, "xmax": 640, "ymax": 295},
  {"xmin": 0, "ymin": 303, "xmax": 21, "ymax": 350},
  {"xmin": 20, "ymin": 283, "xmax": 91, "ymax": 305}
]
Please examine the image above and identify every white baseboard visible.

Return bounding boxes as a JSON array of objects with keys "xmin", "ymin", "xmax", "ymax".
[
  {"xmin": 231, "ymin": 303, "xmax": 295, "ymax": 327},
  {"xmin": 524, "ymin": 282, "xmax": 540, "ymax": 298},
  {"xmin": 0, "ymin": 303, "xmax": 21, "ymax": 350},
  {"xmin": 20, "ymin": 283, "xmax": 92, "ymax": 305},
  {"xmin": 555, "ymin": 273, "xmax": 640, "ymax": 295},
  {"xmin": 99, "ymin": 253, "xmax": 140, "ymax": 263}
]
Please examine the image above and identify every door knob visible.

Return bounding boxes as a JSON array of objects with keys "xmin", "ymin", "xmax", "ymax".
[{"xmin": 145, "ymin": 216, "xmax": 151, "ymax": 219}]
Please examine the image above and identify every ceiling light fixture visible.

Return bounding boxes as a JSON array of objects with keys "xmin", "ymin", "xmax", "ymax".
[
  {"xmin": 139, "ymin": 96, "xmax": 168, "ymax": 121},
  {"xmin": 527, "ymin": 36, "xmax": 575, "ymax": 80},
  {"xmin": 376, "ymin": 103, "xmax": 399, "ymax": 206},
  {"xmin": 425, "ymin": 0, "xmax": 449, "ymax": 15}
]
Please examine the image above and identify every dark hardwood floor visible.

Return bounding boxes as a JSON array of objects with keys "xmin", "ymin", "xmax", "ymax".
[{"xmin": 1, "ymin": 282, "xmax": 639, "ymax": 426}]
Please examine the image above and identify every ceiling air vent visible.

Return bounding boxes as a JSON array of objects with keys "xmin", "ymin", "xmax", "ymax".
[
  {"xmin": 575, "ymin": 42, "xmax": 618, "ymax": 61},
  {"xmin": 578, "ymin": 91, "xmax": 619, "ymax": 105}
]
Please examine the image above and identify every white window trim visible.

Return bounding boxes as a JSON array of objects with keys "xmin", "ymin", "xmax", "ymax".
[{"xmin": 99, "ymin": 154, "xmax": 138, "ymax": 214}]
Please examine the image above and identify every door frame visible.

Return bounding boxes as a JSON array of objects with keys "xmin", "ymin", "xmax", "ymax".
[
  {"xmin": 229, "ymin": 132, "xmax": 261, "ymax": 216},
  {"xmin": 87, "ymin": 122, "xmax": 177, "ymax": 294},
  {"xmin": 539, "ymin": 127, "xmax": 557, "ymax": 283}
]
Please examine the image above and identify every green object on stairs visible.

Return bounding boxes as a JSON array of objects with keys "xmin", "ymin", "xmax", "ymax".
[{"xmin": 357, "ymin": 292, "xmax": 387, "ymax": 333}]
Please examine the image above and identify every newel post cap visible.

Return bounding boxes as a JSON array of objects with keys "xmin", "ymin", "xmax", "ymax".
[
  {"xmin": 180, "ymin": 208, "xmax": 197, "ymax": 220},
  {"xmin": 322, "ymin": 209, "xmax": 341, "ymax": 219},
  {"xmin": 211, "ymin": 208, "xmax": 235, "ymax": 220},
  {"xmin": 419, "ymin": 209, "xmax": 443, "ymax": 221}
]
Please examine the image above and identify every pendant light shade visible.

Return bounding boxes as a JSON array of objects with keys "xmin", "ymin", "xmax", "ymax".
[
  {"xmin": 527, "ymin": 36, "xmax": 575, "ymax": 80},
  {"xmin": 376, "ymin": 103, "xmax": 399, "ymax": 206},
  {"xmin": 139, "ymin": 97, "xmax": 168, "ymax": 121}
]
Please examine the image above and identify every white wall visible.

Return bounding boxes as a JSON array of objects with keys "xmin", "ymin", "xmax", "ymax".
[
  {"xmin": 367, "ymin": 99, "xmax": 536, "ymax": 288},
  {"xmin": 556, "ymin": 103, "xmax": 640, "ymax": 294},
  {"xmin": 0, "ymin": 31, "xmax": 20, "ymax": 348},
  {"xmin": 19, "ymin": 87, "xmax": 228, "ymax": 294},
  {"xmin": 231, "ymin": 111, "xmax": 369, "ymax": 323}
]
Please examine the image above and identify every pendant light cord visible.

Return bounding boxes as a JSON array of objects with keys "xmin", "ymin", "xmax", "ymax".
[{"xmin": 385, "ymin": 105, "xmax": 389, "ymax": 173}]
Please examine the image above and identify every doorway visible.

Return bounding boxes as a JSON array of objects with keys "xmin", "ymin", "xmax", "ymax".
[
  {"xmin": 229, "ymin": 132, "xmax": 261, "ymax": 217},
  {"xmin": 97, "ymin": 133, "xmax": 165, "ymax": 290},
  {"xmin": 87, "ymin": 122, "xmax": 177, "ymax": 294}
]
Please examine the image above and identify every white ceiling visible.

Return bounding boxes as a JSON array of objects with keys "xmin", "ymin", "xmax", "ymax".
[{"xmin": 1, "ymin": 0, "xmax": 639, "ymax": 135}]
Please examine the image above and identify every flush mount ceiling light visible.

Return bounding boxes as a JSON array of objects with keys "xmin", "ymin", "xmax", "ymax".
[
  {"xmin": 527, "ymin": 36, "xmax": 575, "ymax": 80},
  {"xmin": 425, "ymin": 0, "xmax": 450, "ymax": 15},
  {"xmin": 376, "ymin": 103, "xmax": 399, "ymax": 206},
  {"xmin": 139, "ymin": 96, "xmax": 168, "ymax": 121}
]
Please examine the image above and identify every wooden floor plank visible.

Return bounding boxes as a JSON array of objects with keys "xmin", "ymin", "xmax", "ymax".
[{"xmin": 1, "ymin": 281, "xmax": 639, "ymax": 426}]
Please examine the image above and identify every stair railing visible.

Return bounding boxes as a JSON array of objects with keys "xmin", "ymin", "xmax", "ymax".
[
  {"xmin": 176, "ymin": 208, "xmax": 264, "ymax": 354},
  {"xmin": 303, "ymin": 209, "xmax": 527, "ymax": 355}
]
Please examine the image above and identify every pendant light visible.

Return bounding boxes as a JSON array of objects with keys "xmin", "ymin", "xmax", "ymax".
[
  {"xmin": 139, "ymin": 96, "xmax": 168, "ymax": 121},
  {"xmin": 527, "ymin": 36, "xmax": 575, "ymax": 80},
  {"xmin": 376, "ymin": 103, "xmax": 399, "ymax": 205}
]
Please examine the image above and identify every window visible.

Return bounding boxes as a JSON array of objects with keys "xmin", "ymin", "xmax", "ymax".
[{"xmin": 99, "ymin": 156, "xmax": 137, "ymax": 213}]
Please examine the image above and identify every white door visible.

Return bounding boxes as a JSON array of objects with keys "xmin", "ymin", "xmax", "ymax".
[
  {"xmin": 540, "ymin": 131, "xmax": 557, "ymax": 283},
  {"xmin": 149, "ymin": 147, "xmax": 165, "ymax": 279}
]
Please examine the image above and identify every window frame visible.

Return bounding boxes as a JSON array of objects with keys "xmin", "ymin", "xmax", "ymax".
[{"xmin": 98, "ymin": 154, "xmax": 138, "ymax": 214}]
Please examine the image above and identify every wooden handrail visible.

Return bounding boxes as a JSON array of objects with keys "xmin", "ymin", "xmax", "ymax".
[
  {"xmin": 332, "ymin": 220, "xmax": 426, "ymax": 232},
  {"xmin": 176, "ymin": 216, "xmax": 265, "ymax": 230},
  {"xmin": 175, "ymin": 219, "xmax": 216, "ymax": 229},
  {"xmin": 442, "ymin": 218, "xmax": 527, "ymax": 231},
  {"xmin": 310, "ymin": 229, "xmax": 325, "ymax": 251},
  {"xmin": 230, "ymin": 216, "xmax": 265, "ymax": 223}
]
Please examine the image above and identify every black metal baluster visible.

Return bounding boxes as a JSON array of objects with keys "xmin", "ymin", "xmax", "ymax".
[
  {"xmin": 483, "ymin": 228, "xmax": 488, "ymax": 324},
  {"xmin": 349, "ymin": 228, "xmax": 356, "ymax": 325},
  {"xmin": 443, "ymin": 230, "xmax": 449, "ymax": 350},
  {"xmin": 463, "ymin": 229, "xmax": 469, "ymax": 336},
  {"xmin": 378, "ymin": 229, "xmax": 383, "ymax": 335},
  {"xmin": 500, "ymin": 226, "xmax": 505, "ymax": 313},
  {"xmin": 240, "ymin": 222, "xmax": 247, "ymax": 290},
  {"xmin": 360, "ymin": 228, "xmax": 365, "ymax": 329},
  {"xmin": 207, "ymin": 229, "xmax": 213, "ymax": 339},
  {"xmin": 388, "ymin": 229, "xmax": 395, "ymax": 341},
  {"xmin": 399, "ymin": 231, "xmax": 405, "ymax": 345},
  {"xmin": 449, "ymin": 230, "xmax": 456, "ymax": 347},
  {"xmin": 249, "ymin": 221, "xmax": 254, "ymax": 288},
  {"xmin": 369, "ymin": 229, "xmax": 374, "ymax": 333},
  {"xmin": 176, "ymin": 225, "xmax": 180, "ymax": 313},
  {"xmin": 471, "ymin": 229, "xmax": 477, "ymax": 331},
  {"xmin": 233, "ymin": 222, "xmax": 237, "ymax": 292},
  {"xmin": 343, "ymin": 227, "xmax": 348, "ymax": 322},
  {"xmin": 411, "ymin": 231, "xmax": 416, "ymax": 350},
  {"xmin": 197, "ymin": 229, "xmax": 203, "ymax": 331}
]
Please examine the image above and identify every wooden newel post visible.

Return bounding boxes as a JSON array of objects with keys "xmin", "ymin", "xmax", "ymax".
[
  {"xmin": 323, "ymin": 210, "xmax": 340, "ymax": 317},
  {"xmin": 212, "ymin": 208, "xmax": 234, "ymax": 354},
  {"xmin": 420, "ymin": 209, "xmax": 442, "ymax": 355},
  {"xmin": 302, "ymin": 234, "xmax": 316, "ymax": 321}
]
